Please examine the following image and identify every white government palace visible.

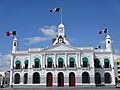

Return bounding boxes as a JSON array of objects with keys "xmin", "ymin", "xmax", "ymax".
[{"xmin": 10, "ymin": 23, "xmax": 115, "ymax": 88}]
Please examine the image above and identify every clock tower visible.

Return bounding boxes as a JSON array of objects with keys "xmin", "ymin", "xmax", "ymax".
[
  {"xmin": 58, "ymin": 23, "xmax": 65, "ymax": 37},
  {"xmin": 52, "ymin": 23, "xmax": 70, "ymax": 45}
]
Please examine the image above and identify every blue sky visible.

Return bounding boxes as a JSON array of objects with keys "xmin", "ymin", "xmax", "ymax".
[{"xmin": 0, "ymin": 0, "xmax": 120, "ymax": 70}]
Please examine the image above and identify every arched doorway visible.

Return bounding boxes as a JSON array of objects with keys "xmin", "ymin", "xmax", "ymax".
[
  {"xmin": 14, "ymin": 73, "xmax": 20, "ymax": 84},
  {"xmin": 104, "ymin": 73, "xmax": 111, "ymax": 83},
  {"xmin": 69, "ymin": 72, "xmax": 75, "ymax": 87},
  {"xmin": 33, "ymin": 72, "xmax": 40, "ymax": 84},
  {"xmin": 58, "ymin": 72, "xmax": 64, "ymax": 87},
  {"xmin": 82, "ymin": 72, "xmax": 90, "ymax": 83},
  {"xmin": 46, "ymin": 72, "xmax": 52, "ymax": 87},
  {"xmin": 95, "ymin": 73, "xmax": 101, "ymax": 84},
  {"xmin": 24, "ymin": 73, "xmax": 28, "ymax": 84}
]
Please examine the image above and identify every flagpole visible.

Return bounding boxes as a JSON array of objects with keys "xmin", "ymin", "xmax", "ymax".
[
  {"xmin": 60, "ymin": 8, "xmax": 63, "ymax": 23},
  {"xmin": 107, "ymin": 28, "xmax": 109, "ymax": 35}
]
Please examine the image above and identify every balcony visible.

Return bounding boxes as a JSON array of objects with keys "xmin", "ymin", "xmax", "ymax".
[
  {"xmin": 13, "ymin": 67, "xmax": 22, "ymax": 72},
  {"xmin": 45, "ymin": 65, "xmax": 55, "ymax": 71},
  {"xmin": 94, "ymin": 65, "xmax": 102, "ymax": 69},
  {"xmin": 56, "ymin": 64, "xmax": 66, "ymax": 71},
  {"xmin": 67, "ymin": 64, "xmax": 77, "ymax": 70},
  {"xmin": 103, "ymin": 65, "xmax": 112, "ymax": 71},
  {"xmin": 32, "ymin": 65, "xmax": 42, "ymax": 71},
  {"xmin": 81, "ymin": 64, "xmax": 91, "ymax": 70},
  {"xmin": 22, "ymin": 67, "xmax": 28, "ymax": 72}
]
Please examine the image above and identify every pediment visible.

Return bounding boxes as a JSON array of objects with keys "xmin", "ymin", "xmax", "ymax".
[{"xmin": 43, "ymin": 43, "xmax": 79, "ymax": 52}]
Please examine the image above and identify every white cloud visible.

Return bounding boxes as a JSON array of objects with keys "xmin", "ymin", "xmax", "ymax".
[
  {"xmin": 100, "ymin": 40, "xmax": 105, "ymax": 44},
  {"xmin": 0, "ymin": 53, "xmax": 11, "ymax": 71},
  {"xmin": 100, "ymin": 40, "xmax": 114, "ymax": 44},
  {"xmin": 23, "ymin": 25, "xmax": 57, "ymax": 45},
  {"xmin": 24, "ymin": 36, "xmax": 47, "ymax": 45},
  {"xmin": 39, "ymin": 25, "xmax": 57, "ymax": 37},
  {"xmin": 114, "ymin": 49, "xmax": 120, "ymax": 55}
]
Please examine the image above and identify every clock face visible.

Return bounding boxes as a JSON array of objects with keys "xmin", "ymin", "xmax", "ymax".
[{"xmin": 59, "ymin": 27, "xmax": 63, "ymax": 33}]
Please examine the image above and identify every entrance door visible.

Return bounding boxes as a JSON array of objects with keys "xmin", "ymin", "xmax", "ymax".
[
  {"xmin": 47, "ymin": 72, "xmax": 52, "ymax": 87},
  {"xmin": 58, "ymin": 72, "xmax": 64, "ymax": 87},
  {"xmin": 95, "ymin": 73, "xmax": 101, "ymax": 84},
  {"xmin": 69, "ymin": 72, "xmax": 75, "ymax": 87}
]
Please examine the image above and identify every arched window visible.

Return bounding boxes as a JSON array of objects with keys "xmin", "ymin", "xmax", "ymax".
[
  {"xmin": 69, "ymin": 72, "xmax": 75, "ymax": 86},
  {"xmin": 95, "ymin": 72, "xmax": 101, "ymax": 84},
  {"xmin": 69, "ymin": 57, "xmax": 75, "ymax": 67},
  {"xmin": 47, "ymin": 57, "xmax": 53, "ymax": 68},
  {"xmin": 104, "ymin": 58, "xmax": 110, "ymax": 68},
  {"xmin": 46, "ymin": 72, "xmax": 53, "ymax": 87},
  {"xmin": 82, "ymin": 57, "xmax": 88, "ymax": 67},
  {"xmin": 15, "ymin": 60, "xmax": 21, "ymax": 69},
  {"xmin": 94, "ymin": 58, "xmax": 100, "ymax": 68},
  {"xmin": 24, "ymin": 73, "xmax": 28, "ymax": 84},
  {"xmin": 104, "ymin": 73, "xmax": 111, "ymax": 83},
  {"xmin": 33, "ymin": 72, "xmax": 40, "ymax": 84},
  {"xmin": 24, "ymin": 60, "xmax": 28, "ymax": 69},
  {"xmin": 14, "ymin": 73, "xmax": 20, "ymax": 84},
  {"xmin": 34, "ymin": 58, "xmax": 40, "ymax": 68},
  {"xmin": 58, "ymin": 72, "xmax": 64, "ymax": 87},
  {"xmin": 82, "ymin": 72, "xmax": 90, "ymax": 83},
  {"xmin": 58, "ymin": 58, "xmax": 64, "ymax": 68}
]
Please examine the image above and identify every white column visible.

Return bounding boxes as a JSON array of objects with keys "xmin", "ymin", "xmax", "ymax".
[
  {"xmin": 79, "ymin": 52, "xmax": 81, "ymax": 68},
  {"xmin": 81, "ymin": 53, "xmax": 83, "ymax": 66},
  {"xmin": 10, "ymin": 54, "xmax": 14, "ymax": 69},
  {"xmin": 53, "ymin": 53, "xmax": 56, "ymax": 67},
  {"xmin": 111, "ymin": 53, "xmax": 115, "ymax": 84},
  {"xmin": 40, "ymin": 55, "xmax": 42, "ymax": 68},
  {"xmin": 68, "ymin": 54, "xmax": 69, "ymax": 66},
  {"xmin": 28, "ymin": 54, "xmax": 31, "ymax": 68},
  {"xmin": 30, "ymin": 54, "xmax": 33, "ymax": 68},
  {"xmin": 64, "ymin": 53, "xmax": 67, "ymax": 67},
  {"xmin": 10, "ymin": 70, "xmax": 13, "ymax": 86},
  {"xmin": 42, "ymin": 53, "xmax": 45, "ymax": 68},
  {"xmin": 10, "ymin": 53, "xmax": 14, "ymax": 86},
  {"xmin": 90, "ymin": 53, "xmax": 94, "ymax": 68},
  {"xmin": 76, "ymin": 53, "xmax": 79, "ymax": 68},
  {"xmin": 56, "ymin": 55, "xmax": 58, "ymax": 66}
]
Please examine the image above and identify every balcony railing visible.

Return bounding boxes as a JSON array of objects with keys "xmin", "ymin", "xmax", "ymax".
[
  {"xmin": 94, "ymin": 65, "xmax": 102, "ymax": 68},
  {"xmin": 81, "ymin": 64, "xmax": 91, "ymax": 70},
  {"xmin": 103, "ymin": 65, "xmax": 112, "ymax": 71},
  {"xmin": 67, "ymin": 64, "xmax": 77, "ymax": 70}
]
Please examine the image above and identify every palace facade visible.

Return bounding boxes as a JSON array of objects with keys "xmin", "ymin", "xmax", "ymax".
[{"xmin": 10, "ymin": 23, "xmax": 115, "ymax": 88}]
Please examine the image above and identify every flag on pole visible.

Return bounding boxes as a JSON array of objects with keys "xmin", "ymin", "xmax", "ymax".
[
  {"xmin": 50, "ymin": 8, "xmax": 60, "ymax": 12},
  {"xmin": 98, "ymin": 28, "xmax": 107, "ymax": 34},
  {"xmin": 6, "ymin": 31, "xmax": 16, "ymax": 36},
  {"xmin": 103, "ymin": 28, "xmax": 107, "ymax": 33},
  {"xmin": 98, "ymin": 31, "xmax": 102, "ymax": 34}
]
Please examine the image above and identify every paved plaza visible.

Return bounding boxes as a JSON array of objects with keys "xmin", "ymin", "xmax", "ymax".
[{"xmin": 0, "ymin": 87, "xmax": 120, "ymax": 90}]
